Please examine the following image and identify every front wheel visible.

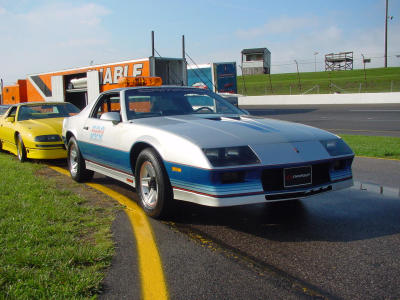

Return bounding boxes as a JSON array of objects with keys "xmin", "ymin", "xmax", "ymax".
[
  {"xmin": 16, "ymin": 135, "xmax": 27, "ymax": 162},
  {"xmin": 135, "ymin": 148, "xmax": 172, "ymax": 218},
  {"xmin": 67, "ymin": 137, "xmax": 94, "ymax": 182}
]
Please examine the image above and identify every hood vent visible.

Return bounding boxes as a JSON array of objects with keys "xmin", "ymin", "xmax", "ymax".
[
  {"xmin": 202, "ymin": 116, "xmax": 242, "ymax": 121},
  {"xmin": 203, "ymin": 116, "xmax": 222, "ymax": 121},
  {"xmin": 223, "ymin": 116, "xmax": 241, "ymax": 120}
]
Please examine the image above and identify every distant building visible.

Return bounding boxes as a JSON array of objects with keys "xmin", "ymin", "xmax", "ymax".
[{"xmin": 241, "ymin": 48, "xmax": 271, "ymax": 75}]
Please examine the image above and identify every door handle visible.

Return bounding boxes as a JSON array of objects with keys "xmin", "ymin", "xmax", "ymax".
[{"xmin": 83, "ymin": 126, "xmax": 89, "ymax": 130}]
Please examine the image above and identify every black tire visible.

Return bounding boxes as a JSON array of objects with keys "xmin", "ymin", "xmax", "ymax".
[
  {"xmin": 16, "ymin": 135, "xmax": 27, "ymax": 162},
  {"xmin": 135, "ymin": 148, "xmax": 172, "ymax": 219},
  {"xmin": 67, "ymin": 137, "xmax": 94, "ymax": 182}
]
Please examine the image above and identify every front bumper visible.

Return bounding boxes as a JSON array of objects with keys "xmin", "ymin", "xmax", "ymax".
[
  {"xmin": 26, "ymin": 146, "xmax": 67, "ymax": 160},
  {"xmin": 173, "ymin": 177, "xmax": 353, "ymax": 207}
]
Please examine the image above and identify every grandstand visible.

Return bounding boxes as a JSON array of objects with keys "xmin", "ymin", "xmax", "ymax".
[{"xmin": 325, "ymin": 52, "xmax": 353, "ymax": 71}]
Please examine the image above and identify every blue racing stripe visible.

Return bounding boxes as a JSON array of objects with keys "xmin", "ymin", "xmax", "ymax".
[
  {"xmin": 78, "ymin": 140, "xmax": 133, "ymax": 174},
  {"xmin": 165, "ymin": 161, "xmax": 263, "ymax": 196}
]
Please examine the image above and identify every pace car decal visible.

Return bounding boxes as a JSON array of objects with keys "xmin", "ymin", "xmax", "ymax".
[{"xmin": 90, "ymin": 125, "xmax": 105, "ymax": 141}]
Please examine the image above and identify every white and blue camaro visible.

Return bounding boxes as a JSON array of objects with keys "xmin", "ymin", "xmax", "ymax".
[{"xmin": 62, "ymin": 79, "xmax": 354, "ymax": 218}]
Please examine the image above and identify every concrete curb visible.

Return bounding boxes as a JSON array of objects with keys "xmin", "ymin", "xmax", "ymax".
[{"xmin": 239, "ymin": 92, "xmax": 400, "ymax": 106}]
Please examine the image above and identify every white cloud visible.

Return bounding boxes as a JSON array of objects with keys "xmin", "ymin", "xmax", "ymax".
[
  {"xmin": 20, "ymin": 3, "xmax": 110, "ymax": 27},
  {"xmin": 0, "ymin": 2, "xmax": 112, "ymax": 83},
  {"xmin": 236, "ymin": 16, "xmax": 318, "ymax": 39}
]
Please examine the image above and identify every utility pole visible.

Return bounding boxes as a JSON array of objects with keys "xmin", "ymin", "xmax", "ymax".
[
  {"xmin": 385, "ymin": 0, "xmax": 388, "ymax": 68},
  {"xmin": 151, "ymin": 31, "xmax": 155, "ymax": 57}
]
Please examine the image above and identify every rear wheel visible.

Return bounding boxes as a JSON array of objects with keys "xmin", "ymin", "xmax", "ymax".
[
  {"xmin": 67, "ymin": 137, "xmax": 94, "ymax": 182},
  {"xmin": 16, "ymin": 135, "xmax": 27, "ymax": 162},
  {"xmin": 135, "ymin": 148, "xmax": 172, "ymax": 218}
]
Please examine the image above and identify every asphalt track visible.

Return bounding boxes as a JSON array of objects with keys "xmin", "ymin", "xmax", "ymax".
[{"xmin": 242, "ymin": 103, "xmax": 400, "ymax": 137}]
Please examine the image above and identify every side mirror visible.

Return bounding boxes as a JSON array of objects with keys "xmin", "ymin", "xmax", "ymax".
[
  {"xmin": 100, "ymin": 112, "xmax": 121, "ymax": 125},
  {"xmin": 6, "ymin": 116, "xmax": 15, "ymax": 123}
]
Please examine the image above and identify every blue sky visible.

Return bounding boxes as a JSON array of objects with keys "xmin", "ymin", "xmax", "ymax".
[{"xmin": 0, "ymin": 0, "xmax": 399, "ymax": 83}]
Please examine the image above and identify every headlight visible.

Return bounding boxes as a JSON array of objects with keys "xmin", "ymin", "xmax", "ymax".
[
  {"xmin": 34, "ymin": 135, "xmax": 62, "ymax": 142},
  {"xmin": 320, "ymin": 139, "xmax": 353, "ymax": 156},
  {"xmin": 203, "ymin": 146, "xmax": 260, "ymax": 167}
]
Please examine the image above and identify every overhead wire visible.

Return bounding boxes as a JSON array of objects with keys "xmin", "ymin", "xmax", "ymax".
[{"xmin": 185, "ymin": 52, "xmax": 216, "ymax": 90}]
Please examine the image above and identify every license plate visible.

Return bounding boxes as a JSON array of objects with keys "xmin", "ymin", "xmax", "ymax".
[{"xmin": 284, "ymin": 166, "xmax": 312, "ymax": 188}]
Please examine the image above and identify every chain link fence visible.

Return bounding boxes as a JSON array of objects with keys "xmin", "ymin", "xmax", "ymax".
[{"xmin": 237, "ymin": 68, "xmax": 400, "ymax": 96}]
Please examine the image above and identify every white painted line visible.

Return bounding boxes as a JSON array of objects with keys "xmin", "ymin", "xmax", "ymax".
[{"xmin": 349, "ymin": 110, "xmax": 400, "ymax": 112}]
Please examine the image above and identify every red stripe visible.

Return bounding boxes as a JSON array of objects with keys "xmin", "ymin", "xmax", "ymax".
[{"xmin": 172, "ymin": 186, "xmax": 264, "ymax": 198}]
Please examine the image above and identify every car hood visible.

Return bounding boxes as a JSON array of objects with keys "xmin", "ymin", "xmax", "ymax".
[
  {"xmin": 19, "ymin": 118, "xmax": 63, "ymax": 136},
  {"xmin": 134, "ymin": 114, "xmax": 336, "ymax": 148}
]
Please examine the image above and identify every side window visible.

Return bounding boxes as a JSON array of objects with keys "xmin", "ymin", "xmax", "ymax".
[
  {"xmin": 91, "ymin": 94, "xmax": 121, "ymax": 119},
  {"xmin": 8, "ymin": 107, "xmax": 17, "ymax": 118}
]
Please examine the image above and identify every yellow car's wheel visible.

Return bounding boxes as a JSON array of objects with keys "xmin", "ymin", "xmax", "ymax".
[{"xmin": 16, "ymin": 135, "xmax": 27, "ymax": 162}]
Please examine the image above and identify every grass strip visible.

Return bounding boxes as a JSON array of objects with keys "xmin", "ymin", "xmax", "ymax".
[
  {"xmin": 0, "ymin": 153, "xmax": 115, "ymax": 299},
  {"xmin": 340, "ymin": 134, "xmax": 400, "ymax": 160},
  {"xmin": 237, "ymin": 67, "xmax": 400, "ymax": 95}
]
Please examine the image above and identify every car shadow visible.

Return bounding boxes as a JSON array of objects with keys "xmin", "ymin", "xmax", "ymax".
[
  {"xmin": 167, "ymin": 191, "xmax": 400, "ymax": 243},
  {"xmin": 43, "ymin": 162, "xmax": 400, "ymax": 244}
]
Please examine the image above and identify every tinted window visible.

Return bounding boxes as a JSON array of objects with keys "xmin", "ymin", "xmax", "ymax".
[
  {"xmin": 124, "ymin": 88, "xmax": 242, "ymax": 120},
  {"xmin": 91, "ymin": 94, "xmax": 121, "ymax": 119},
  {"xmin": 17, "ymin": 103, "xmax": 80, "ymax": 121}
]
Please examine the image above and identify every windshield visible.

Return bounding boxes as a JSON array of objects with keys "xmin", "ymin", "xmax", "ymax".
[
  {"xmin": 124, "ymin": 88, "xmax": 242, "ymax": 120},
  {"xmin": 17, "ymin": 103, "xmax": 80, "ymax": 121}
]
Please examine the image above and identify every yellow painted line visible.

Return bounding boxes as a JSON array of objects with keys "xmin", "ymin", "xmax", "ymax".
[
  {"xmin": 356, "ymin": 155, "xmax": 400, "ymax": 162},
  {"xmin": 49, "ymin": 166, "xmax": 169, "ymax": 300},
  {"xmin": 325, "ymin": 128, "xmax": 400, "ymax": 134}
]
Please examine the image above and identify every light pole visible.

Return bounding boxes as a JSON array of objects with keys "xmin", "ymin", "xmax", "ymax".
[
  {"xmin": 294, "ymin": 60, "xmax": 302, "ymax": 92},
  {"xmin": 385, "ymin": 0, "xmax": 394, "ymax": 68},
  {"xmin": 314, "ymin": 52, "xmax": 319, "ymax": 72},
  {"xmin": 385, "ymin": 0, "xmax": 388, "ymax": 68}
]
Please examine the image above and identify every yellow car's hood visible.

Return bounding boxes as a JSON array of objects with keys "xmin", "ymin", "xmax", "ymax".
[{"xmin": 19, "ymin": 118, "xmax": 63, "ymax": 136}]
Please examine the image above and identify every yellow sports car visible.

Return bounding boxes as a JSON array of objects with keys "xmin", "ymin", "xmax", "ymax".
[{"xmin": 0, "ymin": 102, "xmax": 80, "ymax": 162}]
